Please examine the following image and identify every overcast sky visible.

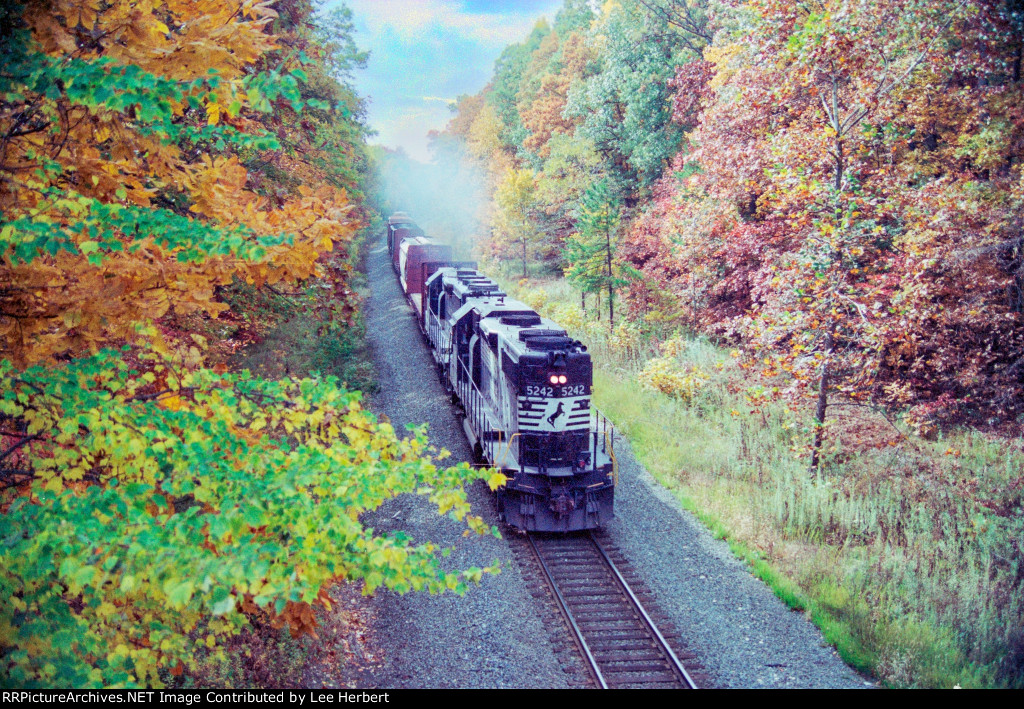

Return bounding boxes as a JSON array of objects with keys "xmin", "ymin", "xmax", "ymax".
[{"xmin": 330, "ymin": 0, "xmax": 563, "ymax": 163}]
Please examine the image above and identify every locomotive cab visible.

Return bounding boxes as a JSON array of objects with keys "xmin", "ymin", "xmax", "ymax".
[{"xmin": 512, "ymin": 334, "xmax": 593, "ymax": 472}]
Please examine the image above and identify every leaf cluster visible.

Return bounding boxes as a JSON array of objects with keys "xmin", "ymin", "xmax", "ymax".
[{"xmin": 1, "ymin": 348, "xmax": 496, "ymax": 687}]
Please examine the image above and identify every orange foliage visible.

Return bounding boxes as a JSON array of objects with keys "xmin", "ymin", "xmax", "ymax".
[{"xmin": 0, "ymin": 0, "xmax": 359, "ymax": 366}]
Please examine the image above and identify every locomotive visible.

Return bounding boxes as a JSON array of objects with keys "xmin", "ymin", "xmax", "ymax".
[{"xmin": 386, "ymin": 213, "xmax": 616, "ymax": 532}]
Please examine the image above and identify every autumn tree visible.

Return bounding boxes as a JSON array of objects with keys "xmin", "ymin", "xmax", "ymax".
[
  {"xmin": 488, "ymin": 19, "xmax": 552, "ymax": 151},
  {"xmin": 429, "ymin": 0, "xmax": 1024, "ymax": 687},
  {"xmin": 534, "ymin": 133, "xmax": 604, "ymax": 244},
  {"xmin": 0, "ymin": 0, "xmax": 497, "ymax": 687},
  {"xmin": 520, "ymin": 32, "xmax": 595, "ymax": 160},
  {"xmin": 722, "ymin": 0, "xmax": 995, "ymax": 466},
  {"xmin": 493, "ymin": 168, "xmax": 543, "ymax": 276}
]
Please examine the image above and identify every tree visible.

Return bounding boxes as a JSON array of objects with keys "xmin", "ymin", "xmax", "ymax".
[
  {"xmin": 493, "ymin": 168, "xmax": 541, "ymax": 276},
  {"xmin": 534, "ymin": 134, "xmax": 603, "ymax": 250},
  {"xmin": 635, "ymin": 0, "xmax": 712, "ymax": 56},
  {"xmin": 0, "ymin": 0, "xmax": 499, "ymax": 687},
  {"xmin": 0, "ymin": 349, "xmax": 499, "ymax": 687},
  {"xmin": 564, "ymin": 1, "xmax": 696, "ymax": 199},
  {"xmin": 552, "ymin": 0, "xmax": 597, "ymax": 35},
  {"xmin": 0, "ymin": 0, "xmax": 359, "ymax": 365},
  {"xmin": 629, "ymin": 0, "xmax": 1024, "ymax": 454},
  {"xmin": 567, "ymin": 179, "xmax": 627, "ymax": 327},
  {"xmin": 488, "ymin": 19, "xmax": 552, "ymax": 152},
  {"xmin": 738, "ymin": 0, "xmax": 979, "ymax": 467},
  {"xmin": 520, "ymin": 31, "xmax": 597, "ymax": 160}
]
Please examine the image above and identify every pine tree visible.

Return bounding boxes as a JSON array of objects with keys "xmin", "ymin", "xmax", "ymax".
[{"xmin": 566, "ymin": 179, "xmax": 627, "ymax": 327}]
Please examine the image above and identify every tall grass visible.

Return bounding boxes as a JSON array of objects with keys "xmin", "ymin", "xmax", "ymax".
[{"xmin": 500, "ymin": 274, "xmax": 1024, "ymax": 689}]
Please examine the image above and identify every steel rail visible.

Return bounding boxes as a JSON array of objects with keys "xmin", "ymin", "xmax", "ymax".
[
  {"xmin": 527, "ymin": 534, "xmax": 609, "ymax": 689},
  {"xmin": 589, "ymin": 532, "xmax": 698, "ymax": 689}
]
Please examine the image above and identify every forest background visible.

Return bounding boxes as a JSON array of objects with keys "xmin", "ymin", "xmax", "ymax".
[{"xmin": 379, "ymin": 0, "xmax": 1024, "ymax": 689}]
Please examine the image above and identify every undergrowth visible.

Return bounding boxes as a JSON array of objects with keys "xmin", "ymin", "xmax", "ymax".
[{"xmin": 226, "ymin": 226, "xmax": 377, "ymax": 392}]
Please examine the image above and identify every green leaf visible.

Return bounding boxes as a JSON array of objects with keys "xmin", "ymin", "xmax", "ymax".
[
  {"xmin": 165, "ymin": 579, "xmax": 195, "ymax": 607},
  {"xmin": 211, "ymin": 594, "xmax": 235, "ymax": 616}
]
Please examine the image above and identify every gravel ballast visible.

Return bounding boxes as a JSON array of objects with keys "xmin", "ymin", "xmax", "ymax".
[
  {"xmin": 600, "ymin": 436, "xmax": 870, "ymax": 688},
  {"xmin": 360, "ymin": 242, "xmax": 573, "ymax": 689},
  {"xmin": 359, "ymin": 240, "xmax": 870, "ymax": 689}
]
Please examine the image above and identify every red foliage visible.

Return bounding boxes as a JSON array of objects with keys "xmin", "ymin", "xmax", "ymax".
[
  {"xmin": 620, "ymin": 0, "xmax": 1024, "ymax": 425},
  {"xmin": 670, "ymin": 60, "xmax": 714, "ymax": 125}
]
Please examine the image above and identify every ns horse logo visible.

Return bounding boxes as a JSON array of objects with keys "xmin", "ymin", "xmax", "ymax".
[{"xmin": 546, "ymin": 401, "xmax": 565, "ymax": 427}]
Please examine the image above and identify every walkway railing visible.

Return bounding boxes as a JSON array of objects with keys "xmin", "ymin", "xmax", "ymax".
[
  {"xmin": 426, "ymin": 309, "xmax": 451, "ymax": 367},
  {"xmin": 456, "ymin": 357, "xmax": 506, "ymax": 463}
]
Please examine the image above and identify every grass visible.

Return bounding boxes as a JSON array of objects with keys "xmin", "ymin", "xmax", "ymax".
[{"xmin": 497, "ymin": 272, "xmax": 1024, "ymax": 689}]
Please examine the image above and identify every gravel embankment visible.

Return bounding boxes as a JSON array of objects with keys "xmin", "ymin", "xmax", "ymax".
[{"xmin": 360, "ymin": 239, "xmax": 871, "ymax": 689}]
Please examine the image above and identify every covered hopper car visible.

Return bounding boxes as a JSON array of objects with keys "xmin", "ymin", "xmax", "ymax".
[{"xmin": 386, "ymin": 214, "xmax": 615, "ymax": 532}]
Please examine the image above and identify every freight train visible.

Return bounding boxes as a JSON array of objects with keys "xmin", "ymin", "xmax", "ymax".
[{"xmin": 385, "ymin": 213, "xmax": 616, "ymax": 532}]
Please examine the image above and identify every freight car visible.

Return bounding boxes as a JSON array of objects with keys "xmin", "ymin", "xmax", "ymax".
[
  {"xmin": 386, "ymin": 213, "xmax": 424, "ymax": 268},
  {"xmin": 387, "ymin": 214, "xmax": 615, "ymax": 532}
]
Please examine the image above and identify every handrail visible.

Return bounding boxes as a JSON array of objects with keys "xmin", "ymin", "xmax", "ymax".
[
  {"xmin": 456, "ymin": 356, "xmax": 506, "ymax": 466},
  {"xmin": 451, "ymin": 349, "xmax": 615, "ymax": 480},
  {"xmin": 497, "ymin": 432, "xmax": 520, "ymax": 471},
  {"xmin": 604, "ymin": 430, "xmax": 618, "ymax": 485}
]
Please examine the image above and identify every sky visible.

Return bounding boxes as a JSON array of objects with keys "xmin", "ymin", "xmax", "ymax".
[{"xmin": 330, "ymin": 0, "xmax": 564, "ymax": 163}]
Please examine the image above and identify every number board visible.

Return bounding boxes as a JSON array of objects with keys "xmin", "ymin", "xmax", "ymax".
[{"xmin": 523, "ymin": 384, "xmax": 590, "ymax": 398}]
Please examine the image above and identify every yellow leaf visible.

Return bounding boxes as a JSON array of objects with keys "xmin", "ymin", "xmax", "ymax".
[{"xmin": 161, "ymin": 395, "xmax": 184, "ymax": 411}]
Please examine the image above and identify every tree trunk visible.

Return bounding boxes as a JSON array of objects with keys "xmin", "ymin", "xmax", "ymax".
[
  {"xmin": 690, "ymin": 273, "xmax": 697, "ymax": 331},
  {"xmin": 834, "ymin": 137, "xmax": 844, "ymax": 190},
  {"xmin": 605, "ymin": 213, "xmax": 614, "ymax": 329},
  {"xmin": 810, "ymin": 326, "xmax": 835, "ymax": 474},
  {"xmin": 521, "ymin": 235, "xmax": 527, "ymax": 278},
  {"xmin": 608, "ymin": 282, "xmax": 615, "ymax": 329},
  {"xmin": 1013, "ymin": 38, "xmax": 1021, "ymax": 83}
]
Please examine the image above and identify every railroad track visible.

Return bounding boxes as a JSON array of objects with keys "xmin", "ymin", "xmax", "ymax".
[{"xmin": 527, "ymin": 532, "xmax": 699, "ymax": 689}]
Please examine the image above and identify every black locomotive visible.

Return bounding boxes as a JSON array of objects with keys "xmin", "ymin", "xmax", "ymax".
[{"xmin": 386, "ymin": 213, "xmax": 616, "ymax": 532}]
